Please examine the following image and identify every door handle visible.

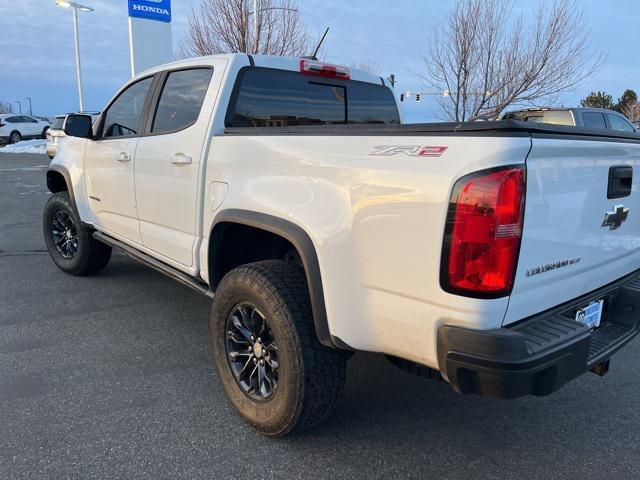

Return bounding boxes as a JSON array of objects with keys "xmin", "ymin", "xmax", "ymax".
[
  {"xmin": 172, "ymin": 153, "xmax": 192, "ymax": 165},
  {"xmin": 117, "ymin": 152, "xmax": 131, "ymax": 162}
]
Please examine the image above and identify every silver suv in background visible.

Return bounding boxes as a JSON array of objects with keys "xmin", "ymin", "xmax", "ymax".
[
  {"xmin": 501, "ymin": 107, "xmax": 637, "ymax": 133},
  {"xmin": 46, "ymin": 112, "xmax": 100, "ymax": 159},
  {"xmin": 0, "ymin": 114, "xmax": 51, "ymax": 144}
]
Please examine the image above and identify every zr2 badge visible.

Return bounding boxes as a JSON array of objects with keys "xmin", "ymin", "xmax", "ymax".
[{"xmin": 369, "ymin": 146, "xmax": 448, "ymax": 157}]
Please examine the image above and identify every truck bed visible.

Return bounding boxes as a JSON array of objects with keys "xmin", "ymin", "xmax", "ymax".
[
  {"xmin": 213, "ymin": 119, "xmax": 640, "ymax": 367},
  {"xmin": 225, "ymin": 120, "xmax": 640, "ymax": 141}
]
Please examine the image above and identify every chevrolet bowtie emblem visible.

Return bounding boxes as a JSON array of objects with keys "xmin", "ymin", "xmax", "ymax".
[{"xmin": 602, "ymin": 205, "xmax": 629, "ymax": 230}]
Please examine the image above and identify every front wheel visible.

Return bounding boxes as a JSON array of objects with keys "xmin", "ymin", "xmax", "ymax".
[
  {"xmin": 43, "ymin": 191, "xmax": 112, "ymax": 275},
  {"xmin": 210, "ymin": 260, "xmax": 348, "ymax": 437},
  {"xmin": 42, "ymin": 127, "xmax": 49, "ymax": 139}
]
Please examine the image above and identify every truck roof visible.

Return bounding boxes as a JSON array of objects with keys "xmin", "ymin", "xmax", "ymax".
[
  {"xmin": 504, "ymin": 106, "xmax": 625, "ymax": 115},
  {"xmin": 136, "ymin": 53, "xmax": 385, "ymax": 86}
]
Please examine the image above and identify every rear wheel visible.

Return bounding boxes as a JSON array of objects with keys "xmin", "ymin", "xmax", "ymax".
[
  {"xmin": 210, "ymin": 260, "xmax": 347, "ymax": 437},
  {"xmin": 43, "ymin": 191, "xmax": 112, "ymax": 275},
  {"xmin": 9, "ymin": 131, "xmax": 21, "ymax": 144}
]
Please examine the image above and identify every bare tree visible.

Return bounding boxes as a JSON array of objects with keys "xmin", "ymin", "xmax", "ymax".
[
  {"xmin": 179, "ymin": 0, "xmax": 311, "ymax": 58},
  {"xmin": 419, "ymin": 0, "xmax": 605, "ymax": 121},
  {"xmin": 352, "ymin": 59, "xmax": 383, "ymax": 75},
  {"xmin": 620, "ymin": 102, "xmax": 640, "ymax": 122}
]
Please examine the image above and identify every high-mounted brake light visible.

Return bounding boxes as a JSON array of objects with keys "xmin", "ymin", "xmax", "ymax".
[
  {"xmin": 300, "ymin": 59, "xmax": 350, "ymax": 80},
  {"xmin": 441, "ymin": 166, "xmax": 525, "ymax": 297}
]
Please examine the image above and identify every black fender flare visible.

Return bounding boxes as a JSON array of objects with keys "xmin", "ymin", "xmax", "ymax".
[
  {"xmin": 46, "ymin": 165, "xmax": 76, "ymax": 206},
  {"xmin": 210, "ymin": 209, "xmax": 348, "ymax": 350}
]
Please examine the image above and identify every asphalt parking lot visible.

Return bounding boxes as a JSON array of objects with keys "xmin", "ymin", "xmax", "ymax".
[{"xmin": 2, "ymin": 151, "xmax": 640, "ymax": 480}]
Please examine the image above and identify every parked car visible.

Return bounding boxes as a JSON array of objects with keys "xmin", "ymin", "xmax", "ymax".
[
  {"xmin": 0, "ymin": 114, "xmax": 50, "ymax": 144},
  {"xmin": 501, "ymin": 107, "xmax": 637, "ymax": 132},
  {"xmin": 44, "ymin": 54, "xmax": 640, "ymax": 437},
  {"xmin": 46, "ymin": 112, "xmax": 100, "ymax": 159}
]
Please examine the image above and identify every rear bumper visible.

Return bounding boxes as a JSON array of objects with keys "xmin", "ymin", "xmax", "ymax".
[{"xmin": 438, "ymin": 271, "xmax": 640, "ymax": 399}]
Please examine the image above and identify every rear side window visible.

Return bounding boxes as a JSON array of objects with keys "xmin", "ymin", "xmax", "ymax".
[
  {"xmin": 226, "ymin": 67, "xmax": 400, "ymax": 127},
  {"xmin": 606, "ymin": 114, "xmax": 635, "ymax": 132},
  {"xmin": 5, "ymin": 116, "xmax": 19, "ymax": 123},
  {"xmin": 152, "ymin": 68, "xmax": 213, "ymax": 134},
  {"xmin": 582, "ymin": 112, "xmax": 606, "ymax": 129}
]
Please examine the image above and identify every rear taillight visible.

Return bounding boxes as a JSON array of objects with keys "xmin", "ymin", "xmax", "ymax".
[
  {"xmin": 441, "ymin": 166, "xmax": 525, "ymax": 297},
  {"xmin": 300, "ymin": 59, "xmax": 350, "ymax": 80}
]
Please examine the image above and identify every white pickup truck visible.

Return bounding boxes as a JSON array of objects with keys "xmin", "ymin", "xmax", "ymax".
[{"xmin": 44, "ymin": 53, "xmax": 640, "ymax": 437}]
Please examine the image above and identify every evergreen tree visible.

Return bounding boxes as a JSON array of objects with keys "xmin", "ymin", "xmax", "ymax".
[{"xmin": 580, "ymin": 91, "xmax": 615, "ymax": 109}]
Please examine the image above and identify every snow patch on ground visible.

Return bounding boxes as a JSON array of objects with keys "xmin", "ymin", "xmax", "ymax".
[{"xmin": 1, "ymin": 139, "xmax": 47, "ymax": 154}]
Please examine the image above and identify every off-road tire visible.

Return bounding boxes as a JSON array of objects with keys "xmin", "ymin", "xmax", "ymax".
[
  {"xmin": 210, "ymin": 260, "xmax": 347, "ymax": 437},
  {"xmin": 43, "ymin": 191, "xmax": 112, "ymax": 275}
]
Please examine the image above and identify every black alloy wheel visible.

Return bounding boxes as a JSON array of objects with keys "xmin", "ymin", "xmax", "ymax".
[
  {"xmin": 43, "ymin": 191, "xmax": 112, "ymax": 275},
  {"xmin": 51, "ymin": 211, "xmax": 78, "ymax": 259},
  {"xmin": 225, "ymin": 302, "xmax": 279, "ymax": 400}
]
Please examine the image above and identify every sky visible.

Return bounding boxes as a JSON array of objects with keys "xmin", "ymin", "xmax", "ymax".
[{"xmin": 0, "ymin": 0, "xmax": 638, "ymax": 122}]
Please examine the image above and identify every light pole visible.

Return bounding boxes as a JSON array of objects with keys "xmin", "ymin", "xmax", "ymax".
[
  {"xmin": 25, "ymin": 97, "xmax": 33, "ymax": 116},
  {"xmin": 14, "ymin": 101, "xmax": 22, "ymax": 114},
  {"xmin": 55, "ymin": 0, "xmax": 94, "ymax": 112},
  {"xmin": 246, "ymin": 1, "xmax": 298, "ymax": 54}
]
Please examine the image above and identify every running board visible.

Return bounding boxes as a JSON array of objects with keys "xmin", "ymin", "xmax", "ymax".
[{"xmin": 93, "ymin": 231, "xmax": 214, "ymax": 299}]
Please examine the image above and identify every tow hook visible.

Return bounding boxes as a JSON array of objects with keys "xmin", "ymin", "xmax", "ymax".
[{"xmin": 590, "ymin": 360, "xmax": 610, "ymax": 377}]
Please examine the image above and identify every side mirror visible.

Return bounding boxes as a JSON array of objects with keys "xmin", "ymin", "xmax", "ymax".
[{"xmin": 64, "ymin": 114, "xmax": 93, "ymax": 138}]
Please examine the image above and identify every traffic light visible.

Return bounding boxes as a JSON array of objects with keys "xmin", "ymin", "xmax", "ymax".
[{"xmin": 416, "ymin": 93, "xmax": 421, "ymax": 102}]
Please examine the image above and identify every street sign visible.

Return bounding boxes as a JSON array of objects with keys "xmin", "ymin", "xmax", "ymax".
[{"xmin": 128, "ymin": 0, "xmax": 172, "ymax": 23}]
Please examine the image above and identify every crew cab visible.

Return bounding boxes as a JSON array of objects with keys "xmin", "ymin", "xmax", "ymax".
[{"xmin": 44, "ymin": 54, "xmax": 640, "ymax": 436}]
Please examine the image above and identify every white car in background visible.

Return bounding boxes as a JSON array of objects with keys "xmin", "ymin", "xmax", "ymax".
[
  {"xmin": 0, "ymin": 114, "xmax": 50, "ymax": 144},
  {"xmin": 46, "ymin": 112, "xmax": 100, "ymax": 159}
]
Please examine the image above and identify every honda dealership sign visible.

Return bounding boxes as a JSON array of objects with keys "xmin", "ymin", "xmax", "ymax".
[
  {"xmin": 128, "ymin": 0, "xmax": 172, "ymax": 23},
  {"xmin": 127, "ymin": 0, "xmax": 173, "ymax": 76}
]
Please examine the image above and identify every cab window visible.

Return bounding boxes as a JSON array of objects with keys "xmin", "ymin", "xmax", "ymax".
[
  {"xmin": 226, "ymin": 67, "xmax": 400, "ymax": 127},
  {"xmin": 582, "ymin": 112, "xmax": 606, "ymax": 129},
  {"xmin": 151, "ymin": 68, "xmax": 213, "ymax": 134},
  {"xmin": 101, "ymin": 77, "xmax": 153, "ymax": 138}
]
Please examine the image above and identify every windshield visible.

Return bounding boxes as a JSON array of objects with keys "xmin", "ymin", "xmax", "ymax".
[{"xmin": 51, "ymin": 117, "xmax": 65, "ymax": 129}]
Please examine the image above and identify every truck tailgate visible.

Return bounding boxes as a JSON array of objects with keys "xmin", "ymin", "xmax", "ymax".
[{"xmin": 504, "ymin": 136, "xmax": 640, "ymax": 325}]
